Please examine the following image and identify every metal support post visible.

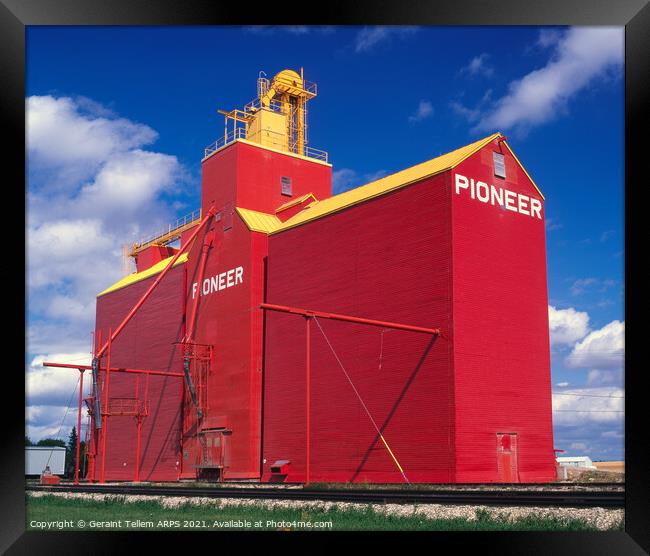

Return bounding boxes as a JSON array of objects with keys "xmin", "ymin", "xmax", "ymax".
[{"xmin": 74, "ymin": 369, "xmax": 84, "ymax": 485}]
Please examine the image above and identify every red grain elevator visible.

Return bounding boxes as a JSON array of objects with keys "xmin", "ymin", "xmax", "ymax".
[
  {"xmin": 81, "ymin": 69, "xmax": 555, "ymax": 484},
  {"xmin": 261, "ymin": 134, "xmax": 556, "ymax": 483}
]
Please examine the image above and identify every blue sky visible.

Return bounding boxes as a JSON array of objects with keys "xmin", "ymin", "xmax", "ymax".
[{"xmin": 26, "ymin": 26, "xmax": 624, "ymax": 461}]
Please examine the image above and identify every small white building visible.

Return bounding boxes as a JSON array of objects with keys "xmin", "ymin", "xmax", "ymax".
[
  {"xmin": 26, "ymin": 446, "xmax": 66, "ymax": 476},
  {"xmin": 556, "ymin": 456, "xmax": 597, "ymax": 470}
]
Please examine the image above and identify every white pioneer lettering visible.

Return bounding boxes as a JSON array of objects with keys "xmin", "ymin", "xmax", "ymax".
[
  {"xmin": 192, "ymin": 265, "xmax": 244, "ymax": 299},
  {"xmin": 454, "ymin": 173, "xmax": 542, "ymax": 219}
]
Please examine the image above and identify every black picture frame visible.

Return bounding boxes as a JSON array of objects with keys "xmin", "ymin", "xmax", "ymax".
[{"xmin": 4, "ymin": 1, "xmax": 647, "ymax": 552}]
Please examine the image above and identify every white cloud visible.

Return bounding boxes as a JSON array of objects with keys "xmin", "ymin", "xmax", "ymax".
[
  {"xmin": 600, "ymin": 230, "xmax": 616, "ymax": 242},
  {"xmin": 27, "ymin": 95, "xmax": 158, "ymax": 187},
  {"xmin": 364, "ymin": 169, "xmax": 388, "ymax": 182},
  {"xmin": 29, "ymin": 218, "xmax": 110, "ymax": 268},
  {"xmin": 548, "ymin": 305, "xmax": 590, "ymax": 346},
  {"xmin": 28, "ymin": 322, "xmax": 95, "ymax": 355},
  {"xmin": 556, "ymin": 382, "xmax": 569, "ymax": 387},
  {"xmin": 27, "ymin": 95, "xmax": 183, "ymax": 297},
  {"xmin": 545, "ymin": 217, "xmax": 563, "ymax": 231},
  {"xmin": 449, "ymin": 89, "xmax": 493, "ymax": 124},
  {"xmin": 470, "ymin": 27, "xmax": 623, "ymax": 134},
  {"xmin": 26, "ymin": 404, "xmax": 89, "ymax": 443},
  {"xmin": 27, "ymin": 353, "xmax": 91, "ymax": 405},
  {"xmin": 552, "ymin": 386, "xmax": 624, "ymax": 425},
  {"xmin": 45, "ymin": 295, "xmax": 95, "ymax": 322},
  {"xmin": 569, "ymin": 277, "xmax": 616, "ymax": 296},
  {"xmin": 537, "ymin": 28, "xmax": 563, "ymax": 48},
  {"xmin": 354, "ymin": 26, "xmax": 418, "ymax": 53},
  {"xmin": 332, "ymin": 167, "xmax": 388, "ymax": 194},
  {"xmin": 408, "ymin": 100, "xmax": 434, "ymax": 123},
  {"xmin": 566, "ymin": 320, "xmax": 624, "ymax": 371},
  {"xmin": 570, "ymin": 277, "xmax": 598, "ymax": 295},
  {"xmin": 26, "ymin": 353, "xmax": 93, "ymax": 441},
  {"xmin": 332, "ymin": 168, "xmax": 358, "ymax": 193},
  {"xmin": 76, "ymin": 149, "xmax": 180, "ymax": 217},
  {"xmin": 586, "ymin": 369, "xmax": 620, "ymax": 387},
  {"xmin": 27, "ymin": 95, "xmax": 188, "ymax": 438},
  {"xmin": 450, "ymin": 101, "xmax": 480, "ymax": 122},
  {"xmin": 459, "ymin": 53, "xmax": 494, "ymax": 78}
]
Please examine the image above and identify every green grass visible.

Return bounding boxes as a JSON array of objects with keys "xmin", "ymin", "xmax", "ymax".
[{"xmin": 26, "ymin": 495, "xmax": 623, "ymax": 531}]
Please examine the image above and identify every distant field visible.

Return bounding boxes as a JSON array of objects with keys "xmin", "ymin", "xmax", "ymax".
[
  {"xmin": 593, "ymin": 461, "xmax": 625, "ymax": 473},
  {"xmin": 26, "ymin": 494, "xmax": 623, "ymax": 532}
]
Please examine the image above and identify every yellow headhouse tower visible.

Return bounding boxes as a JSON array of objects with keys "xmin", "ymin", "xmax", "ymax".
[{"xmin": 218, "ymin": 68, "xmax": 317, "ymax": 156}]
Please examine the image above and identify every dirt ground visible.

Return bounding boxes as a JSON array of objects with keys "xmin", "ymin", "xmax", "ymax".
[
  {"xmin": 593, "ymin": 461, "xmax": 625, "ymax": 473},
  {"xmin": 564, "ymin": 466, "xmax": 625, "ymax": 483}
]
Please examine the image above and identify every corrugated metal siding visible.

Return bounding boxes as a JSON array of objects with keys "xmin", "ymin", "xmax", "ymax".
[
  {"xmin": 95, "ymin": 264, "xmax": 185, "ymax": 481},
  {"xmin": 451, "ymin": 138, "xmax": 555, "ymax": 482},
  {"xmin": 263, "ymin": 174, "xmax": 454, "ymax": 483},
  {"xmin": 272, "ymin": 134, "xmax": 500, "ymax": 234},
  {"xmin": 180, "ymin": 215, "xmax": 263, "ymax": 479},
  {"xmin": 235, "ymin": 142, "xmax": 332, "ymax": 213}
]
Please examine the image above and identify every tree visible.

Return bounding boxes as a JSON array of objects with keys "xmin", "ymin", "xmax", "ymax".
[
  {"xmin": 25, "ymin": 436, "xmax": 33, "ymax": 446},
  {"xmin": 36, "ymin": 438, "xmax": 66, "ymax": 448},
  {"xmin": 65, "ymin": 427, "xmax": 78, "ymax": 478}
]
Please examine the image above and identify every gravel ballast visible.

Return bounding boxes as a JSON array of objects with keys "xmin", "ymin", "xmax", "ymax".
[{"xmin": 27, "ymin": 491, "xmax": 624, "ymax": 530}]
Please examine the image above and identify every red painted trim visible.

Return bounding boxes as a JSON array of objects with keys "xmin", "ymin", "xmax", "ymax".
[
  {"xmin": 75, "ymin": 370, "xmax": 84, "ymax": 485},
  {"xmin": 305, "ymin": 317, "xmax": 311, "ymax": 485},
  {"xmin": 42, "ymin": 362, "xmax": 184, "ymax": 378},
  {"xmin": 100, "ymin": 329, "xmax": 112, "ymax": 483},
  {"xmin": 260, "ymin": 303, "xmax": 441, "ymax": 335}
]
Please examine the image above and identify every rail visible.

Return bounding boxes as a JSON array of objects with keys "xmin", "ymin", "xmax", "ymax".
[
  {"xmin": 204, "ymin": 127, "xmax": 328, "ymax": 163},
  {"xmin": 26, "ymin": 484, "xmax": 625, "ymax": 508},
  {"xmin": 131, "ymin": 209, "xmax": 202, "ymax": 255},
  {"xmin": 243, "ymin": 98, "xmax": 283, "ymax": 114}
]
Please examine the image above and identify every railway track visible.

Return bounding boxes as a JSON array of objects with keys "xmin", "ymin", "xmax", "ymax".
[{"xmin": 26, "ymin": 483, "xmax": 624, "ymax": 508}]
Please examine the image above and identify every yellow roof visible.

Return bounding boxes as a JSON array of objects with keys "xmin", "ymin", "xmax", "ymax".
[
  {"xmin": 275, "ymin": 193, "xmax": 317, "ymax": 213},
  {"xmin": 97, "ymin": 253, "xmax": 189, "ymax": 297},
  {"xmin": 235, "ymin": 207, "xmax": 283, "ymax": 233},
  {"xmin": 238, "ymin": 133, "xmax": 543, "ymax": 236},
  {"xmin": 268, "ymin": 132, "xmax": 545, "ymax": 234}
]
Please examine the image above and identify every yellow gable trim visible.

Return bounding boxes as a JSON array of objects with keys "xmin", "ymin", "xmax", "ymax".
[{"xmin": 97, "ymin": 253, "xmax": 189, "ymax": 297}]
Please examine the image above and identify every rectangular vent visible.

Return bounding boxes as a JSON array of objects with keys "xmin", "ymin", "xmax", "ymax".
[
  {"xmin": 493, "ymin": 152, "xmax": 506, "ymax": 179},
  {"xmin": 281, "ymin": 176, "xmax": 292, "ymax": 196}
]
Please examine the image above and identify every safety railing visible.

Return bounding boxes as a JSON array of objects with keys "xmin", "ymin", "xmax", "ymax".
[
  {"xmin": 243, "ymin": 98, "xmax": 284, "ymax": 114},
  {"xmin": 133, "ymin": 209, "xmax": 202, "ymax": 251},
  {"xmin": 303, "ymin": 79, "xmax": 317, "ymax": 96},
  {"xmin": 204, "ymin": 126, "xmax": 328, "ymax": 163},
  {"xmin": 204, "ymin": 127, "xmax": 248, "ymax": 158},
  {"xmin": 303, "ymin": 146, "xmax": 328, "ymax": 162}
]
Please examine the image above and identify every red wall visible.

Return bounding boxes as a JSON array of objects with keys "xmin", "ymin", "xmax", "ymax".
[
  {"xmin": 136, "ymin": 245, "xmax": 178, "ymax": 272},
  {"xmin": 91, "ymin": 136, "xmax": 554, "ymax": 484},
  {"xmin": 201, "ymin": 141, "xmax": 332, "ymax": 217},
  {"xmin": 262, "ymin": 174, "xmax": 454, "ymax": 483},
  {"xmin": 180, "ymin": 213, "xmax": 268, "ymax": 479},
  {"xmin": 262, "ymin": 141, "xmax": 555, "ymax": 483},
  {"xmin": 94, "ymin": 266, "xmax": 185, "ymax": 481},
  {"xmin": 180, "ymin": 140, "xmax": 331, "ymax": 479},
  {"xmin": 450, "ymin": 139, "xmax": 555, "ymax": 482}
]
